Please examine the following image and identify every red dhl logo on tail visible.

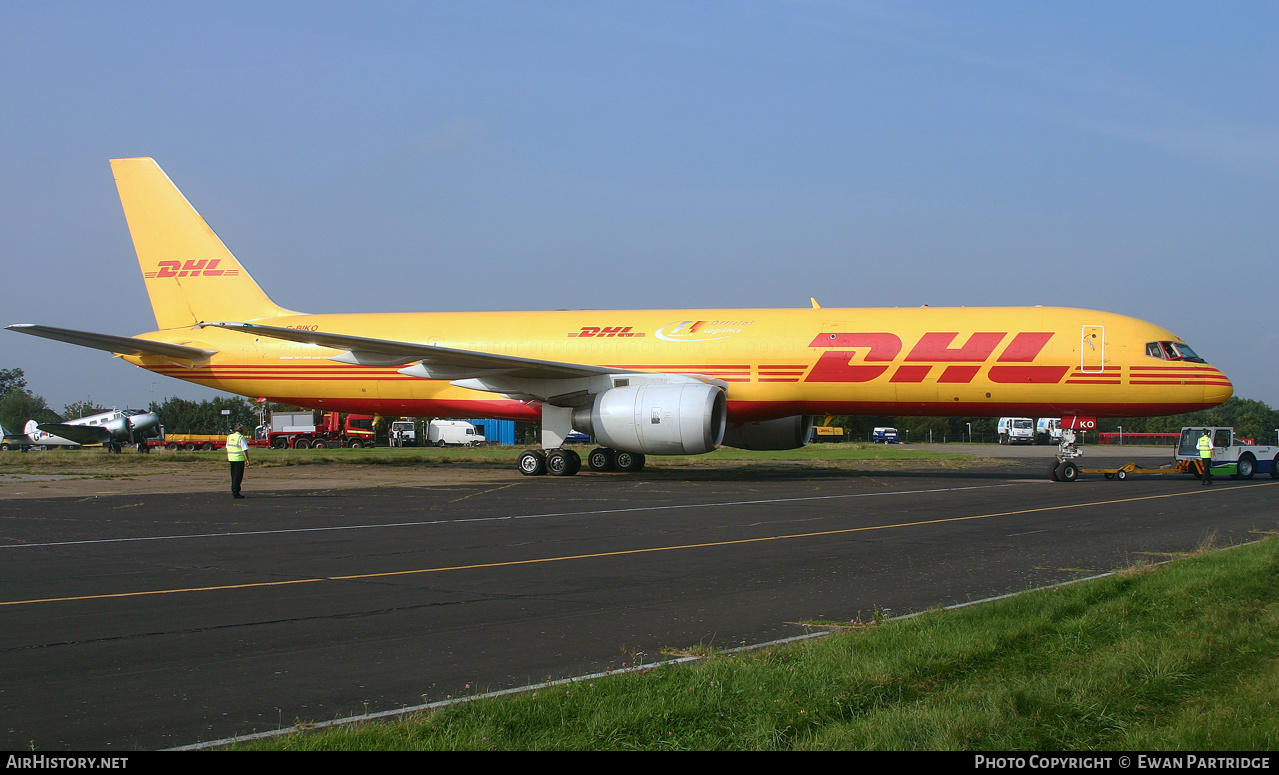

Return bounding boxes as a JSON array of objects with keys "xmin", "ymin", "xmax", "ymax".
[
  {"xmin": 144, "ymin": 259, "xmax": 240, "ymax": 278},
  {"xmin": 805, "ymin": 331, "xmax": 1069, "ymax": 384}
]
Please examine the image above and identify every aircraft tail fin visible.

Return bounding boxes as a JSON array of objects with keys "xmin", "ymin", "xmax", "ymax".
[{"xmin": 110, "ymin": 158, "xmax": 299, "ymax": 330}]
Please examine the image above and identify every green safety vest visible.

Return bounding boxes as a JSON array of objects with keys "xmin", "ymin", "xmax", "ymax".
[
  {"xmin": 227, "ymin": 432, "xmax": 247, "ymax": 461},
  {"xmin": 1196, "ymin": 435, "xmax": 1213, "ymax": 459}
]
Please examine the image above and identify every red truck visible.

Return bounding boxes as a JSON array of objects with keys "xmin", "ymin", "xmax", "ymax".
[{"xmin": 267, "ymin": 411, "xmax": 376, "ymax": 449}]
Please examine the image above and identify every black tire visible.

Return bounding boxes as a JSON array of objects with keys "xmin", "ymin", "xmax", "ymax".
[
  {"xmin": 1271, "ymin": 454, "xmax": 1279, "ymax": 480},
  {"xmin": 293, "ymin": 439, "xmax": 311, "ymax": 449},
  {"xmin": 614, "ymin": 451, "xmax": 646, "ymax": 473},
  {"xmin": 272, "ymin": 438, "xmax": 288, "ymax": 449},
  {"xmin": 1116, "ymin": 469, "xmax": 1127, "ymax": 481},
  {"xmin": 348, "ymin": 439, "xmax": 363, "ymax": 448},
  {"xmin": 183, "ymin": 442, "xmax": 197, "ymax": 451},
  {"xmin": 546, "ymin": 449, "xmax": 581, "ymax": 477},
  {"xmin": 1056, "ymin": 460, "xmax": 1079, "ymax": 482},
  {"xmin": 1236, "ymin": 454, "xmax": 1255, "ymax": 480},
  {"xmin": 1048, "ymin": 459, "xmax": 1061, "ymax": 481},
  {"xmin": 518, "ymin": 449, "xmax": 547, "ymax": 476},
  {"xmin": 587, "ymin": 448, "xmax": 615, "ymax": 472},
  {"xmin": 436, "ymin": 439, "xmax": 446, "ymax": 447},
  {"xmin": 200, "ymin": 442, "xmax": 215, "ymax": 451},
  {"xmin": 312, "ymin": 440, "xmax": 327, "ymax": 449},
  {"xmin": 1104, "ymin": 473, "xmax": 1114, "ymax": 480}
]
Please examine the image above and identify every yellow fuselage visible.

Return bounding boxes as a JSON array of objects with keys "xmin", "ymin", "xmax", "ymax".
[{"xmin": 129, "ymin": 305, "xmax": 1232, "ymax": 421}]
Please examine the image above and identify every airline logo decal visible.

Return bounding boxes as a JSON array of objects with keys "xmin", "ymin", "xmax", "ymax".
[
  {"xmin": 569, "ymin": 326, "xmax": 644, "ymax": 338},
  {"xmin": 805, "ymin": 331, "xmax": 1067, "ymax": 384},
  {"xmin": 655, "ymin": 319, "xmax": 753, "ymax": 343},
  {"xmin": 145, "ymin": 259, "xmax": 240, "ymax": 279}
]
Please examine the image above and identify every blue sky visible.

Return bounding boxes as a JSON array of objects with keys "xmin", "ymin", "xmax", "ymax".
[{"xmin": 3, "ymin": 1, "xmax": 1276, "ymax": 411}]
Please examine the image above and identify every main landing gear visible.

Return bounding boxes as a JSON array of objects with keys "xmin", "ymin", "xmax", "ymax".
[{"xmin": 517, "ymin": 447, "xmax": 646, "ymax": 476}]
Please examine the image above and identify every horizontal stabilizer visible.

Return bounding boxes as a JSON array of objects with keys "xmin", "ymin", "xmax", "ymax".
[
  {"xmin": 201, "ymin": 322, "xmax": 617, "ymax": 380},
  {"xmin": 36, "ymin": 423, "xmax": 113, "ymax": 445},
  {"xmin": 6, "ymin": 324, "xmax": 217, "ymax": 361}
]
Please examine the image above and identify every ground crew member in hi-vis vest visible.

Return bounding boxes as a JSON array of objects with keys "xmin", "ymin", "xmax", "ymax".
[
  {"xmin": 227, "ymin": 424, "xmax": 249, "ymax": 498},
  {"xmin": 1196, "ymin": 429, "xmax": 1214, "ymax": 485}
]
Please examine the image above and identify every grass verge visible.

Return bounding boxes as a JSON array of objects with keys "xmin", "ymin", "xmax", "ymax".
[
  {"xmin": 234, "ymin": 536, "xmax": 1279, "ymax": 750},
  {"xmin": 0, "ymin": 443, "xmax": 977, "ymax": 474}
]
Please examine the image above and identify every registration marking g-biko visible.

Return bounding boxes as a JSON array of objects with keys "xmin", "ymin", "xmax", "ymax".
[{"xmin": 2, "ymin": 482, "xmax": 1271, "ymax": 608}]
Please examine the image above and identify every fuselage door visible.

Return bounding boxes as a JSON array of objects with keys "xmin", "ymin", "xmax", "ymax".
[{"xmin": 1080, "ymin": 325, "xmax": 1105, "ymax": 373}]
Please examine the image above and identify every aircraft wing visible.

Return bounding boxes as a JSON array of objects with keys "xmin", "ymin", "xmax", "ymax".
[
  {"xmin": 202, "ymin": 322, "xmax": 619, "ymax": 380},
  {"xmin": 6, "ymin": 324, "xmax": 218, "ymax": 361},
  {"xmin": 35, "ymin": 423, "xmax": 113, "ymax": 445}
]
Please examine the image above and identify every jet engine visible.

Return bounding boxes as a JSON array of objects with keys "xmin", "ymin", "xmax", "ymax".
[
  {"xmin": 721, "ymin": 415, "xmax": 816, "ymax": 451},
  {"xmin": 572, "ymin": 382, "xmax": 726, "ymax": 455}
]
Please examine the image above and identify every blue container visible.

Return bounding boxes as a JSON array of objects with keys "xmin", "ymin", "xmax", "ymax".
[{"xmin": 466, "ymin": 419, "xmax": 517, "ymax": 446}]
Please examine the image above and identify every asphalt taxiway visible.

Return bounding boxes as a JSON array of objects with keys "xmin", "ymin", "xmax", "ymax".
[{"xmin": 1, "ymin": 454, "xmax": 1274, "ymax": 749}]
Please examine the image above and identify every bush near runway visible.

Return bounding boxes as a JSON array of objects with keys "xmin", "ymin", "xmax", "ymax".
[{"xmin": 238, "ymin": 535, "xmax": 1279, "ymax": 751}]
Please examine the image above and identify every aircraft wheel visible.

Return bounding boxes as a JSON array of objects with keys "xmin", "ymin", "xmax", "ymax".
[
  {"xmin": 1056, "ymin": 460, "xmax": 1079, "ymax": 482},
  {"xmin": 587, "ymin": 447, "xmax": 615, "ymax": 472},
  {"xmin": 1237, "ymin": 454, "xmax": 1255, "ymax": 480},
  {"xmin": 546, "ymin": 449, "xmax": 581, "ymax": 476},
  {"xmin": 518, "ymin": 449, "xmax": 547, "ymax": 476},
  {"xmin": 614, "ymin": 451, "xmax": 646, "ymax": 473},
  {"xmin": 1048, "ymin": 459, "xmax": 1061, "ymax": 481},
  {"xmin": 1116, "ymin": 469, "xmax": 1127, "ymax": 481}
]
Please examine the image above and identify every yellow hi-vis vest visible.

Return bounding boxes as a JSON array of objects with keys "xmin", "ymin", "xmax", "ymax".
[
  {"xmin": 1197, "ymin": 435, "xmax": 1213, "ymax": 459},
  {"xmin": 227, "ymin": 432, "xmax": 247, "ymax": 461}
]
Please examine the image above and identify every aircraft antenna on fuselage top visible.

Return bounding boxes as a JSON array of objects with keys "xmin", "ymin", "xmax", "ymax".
[{"xmin": 110, "ymin": 157, "xmax": 300, "ymax": 330}]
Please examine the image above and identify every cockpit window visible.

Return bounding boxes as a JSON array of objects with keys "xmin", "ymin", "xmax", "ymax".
[{"xmin": 1145, "ymin": 341, "xmax": 1205, "ymax": 363}]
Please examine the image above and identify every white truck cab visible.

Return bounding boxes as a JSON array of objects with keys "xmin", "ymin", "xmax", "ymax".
[{"xmin": 997, "ymin": 417, "xmax": 1035, "ymax": 445}]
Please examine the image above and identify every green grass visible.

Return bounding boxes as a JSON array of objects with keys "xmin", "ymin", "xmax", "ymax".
[
  {"xmin": 234, "ymin": 536, "xmax": 1279, "ymax": 750},
  {"xmin": 0, "ymin": 442, "xmax": 976, "ymax": 473}
]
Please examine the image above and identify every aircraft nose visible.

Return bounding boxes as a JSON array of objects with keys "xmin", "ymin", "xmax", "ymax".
[{"xmin": 1203, "ymin": 368, "xmax": 1233, "ymax": 407}]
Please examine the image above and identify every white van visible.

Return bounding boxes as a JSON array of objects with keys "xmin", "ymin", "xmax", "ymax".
[
  {"xmin": 997, "ymin": 417, "xmax": 1035, "ymax": 445},
  {"xmin": 427, "ymin": 419, "xmax": 487, "ymax": 447}
]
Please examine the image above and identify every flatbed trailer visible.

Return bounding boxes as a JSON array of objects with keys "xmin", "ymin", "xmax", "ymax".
[
  {"xmin": 151, "ymin": 434, "xmax": 268, "ymax": 451},
  {"xmin": 1078, "ymin": 460, "xmax": 1199, "ymax": 480}
]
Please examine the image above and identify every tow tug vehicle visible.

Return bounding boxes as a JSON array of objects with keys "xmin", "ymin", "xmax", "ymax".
[{"xmin": 1049, "ymin": 424, "xmax": 1279, "ymax": 482}]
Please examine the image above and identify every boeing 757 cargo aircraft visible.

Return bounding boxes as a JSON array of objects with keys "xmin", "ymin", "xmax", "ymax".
[{"xmin": 7, "ymin": 158, "xmax": 1232, "ymax": 475}]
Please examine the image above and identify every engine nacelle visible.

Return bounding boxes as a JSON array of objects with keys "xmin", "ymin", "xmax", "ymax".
[
  {"xmin": 721, "ymin": 415, "xmax": 816, "ymax": 451},
  {"xmin": 573, "ymin": 382, "xmax": 727, "ymax": 455}
]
